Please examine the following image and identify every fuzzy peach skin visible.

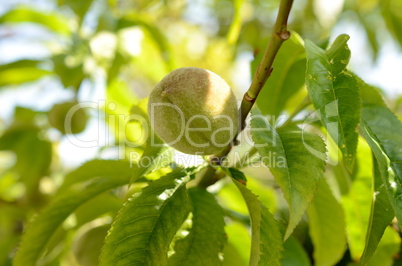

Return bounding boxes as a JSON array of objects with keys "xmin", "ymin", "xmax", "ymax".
[{"xmin": 148, "ymin": 67, "xmax": 239, "ymax": 155}]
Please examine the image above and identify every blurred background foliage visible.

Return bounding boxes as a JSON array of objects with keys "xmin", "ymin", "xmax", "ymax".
[{"xmin": 0, "ymin": 0, "xmax": 401, "ymax": 265}]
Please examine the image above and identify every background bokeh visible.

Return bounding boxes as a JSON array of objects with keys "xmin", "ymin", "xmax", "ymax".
[{"xmin": 0, "ymin": 0, "xmax": 401, "ymax": 265}]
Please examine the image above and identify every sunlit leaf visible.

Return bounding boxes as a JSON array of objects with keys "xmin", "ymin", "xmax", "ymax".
[
  {"xmin": 228, "ymin": 168, "xmax": 278, "ymax": 213},
  {"xmin": 0, "ymin": 60, "xmax": 42, "ymax": 72},
  {"xmin": 128, "ymin": 99, "xmax": 173, "ymax": 184},
  {"xmin": 367, "ymin": 226, "xmax": 401, "ymax": 266},
  {"xmin": 223, "ymin": 222, "xmax": 250, "ymax": 265},
  {"xmin": 307, "ymin": 179, "xmax": 347, "ymax": 266},
  {"xmin": 254, "ymin": 32, "xmax": 306, "ymax": 116},
  {"xmin": 250, "ymin": 108, "xmax": 326, "ymax": 239},
  {"xmin": 305, "ymin": 34, "xmax": 360, "ymax": 172},
  {"xmin": 169, "ymin": 188, "xmax": 226, "ymax": 265},
  {"xmin": 232, "ymin": 178, "xmax": 283, "ymax": 265},
  {"xmin": 339, "ymin": 139, "xmax": 373, "ymax": 259},
  {"xmin": 360, "ymin": 155, "xmax": 395, "ymax": 265},
  {"xmin": 100, "ymin": 168, "xmax": 194, "ymax": 265},
  {"xmin": 227, "ymin": 0, "xmax": 244, "ymax": 45},
  {"xmin": 105, "ymin": 80, "xmax": 140, "ymax": 155},
  {"xmin": 246, "ymin": 178, "xmax": 278, "ymax": 214},
  {"xmin": 281, "ymin": 236, "xmax": 311, "ymax": 266},
  {"xmin": 218, "ymin": 181, "xmax": 249, "ymax": 216},
  {"xmin": 0, "ymin": 8, "xmax": 70, "ymax": 35},
  {"xmin": 0, "ymin": 64, "xmax": 51, "ymax": 87},
  {"xmin": 223, "ymin": 243, "xmax": 245, "ymax": 266},
  {"xmin": 361, "ymin": 103, "xmax": 402, "ymax": 229}
]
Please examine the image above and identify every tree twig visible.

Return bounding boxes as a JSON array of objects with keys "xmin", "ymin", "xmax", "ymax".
[
  {"xmin": 197, "ymin": 0, "xmax": 295, "ymax": 187},
  {"xmin": 238, "ymin": 0, "xmax": 294, "ymax": 131}
]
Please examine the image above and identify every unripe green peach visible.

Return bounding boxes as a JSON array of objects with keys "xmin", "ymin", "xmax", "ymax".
[
  {"xmin": 48, "ymin": 101, "xmax": 88, "ymax": 134},
  {"xmin": 148, "ymin": 67, "xmax": 238, "ymax": 155}
]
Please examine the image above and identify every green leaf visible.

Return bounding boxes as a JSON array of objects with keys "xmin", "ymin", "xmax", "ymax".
[
  {"xmin": 232, "ymin": 178, "xmax": 283, "ymax": 266},
  {"xmin": 0, "ymin": 127, "xmax": 52, "ymax": 198},
  {"xmin": 13, "ymin": 163, "xmax": 132, "ymax": 265},
  {"xmin": 218, "ymin": 182, "xmax": 249, "ymax": 217},
  {"xmin": 0, "ymin": 205, "xmax": 25, "ymax": 265},
  {"xmin": 105, "ymin": 86, "xmax": 141, "ymax": 156},
  {"xmin": 247, "ymin": 178, "xmax": 278, "ymax": 214},
  {"xmin": 254, "ymin": 32, "xmax": 306, "ymax": 116},
  {"xmin": 227, "ymin": 0, "xmax": 244, "ymax": 45},
  {"xmin": 281, "ymin": 236, "xmax": 311, "ymax": 266},
  {"xmin": 13, "ymin": 149, "xmax": 170, "ymax": 265},
  {"xmin": 356, "ymin": 77, "xmax": 386, "ymax": 107},
  {"xmin": 305, "ymin": 34, "xmax": 360, "ymax": 172},
  {"xmin": 73, "ymin": 224, "xmax": 110, "ymax": 266},
  {"xmin": 169, "ymin": 188, "xmax": 226, "ymax": 265},
  {"xmin": 107, "ymin": 50, "xmax": 129, "ymax": 84},
  {"xmin": 99, "ymin": 169, "xmax": 193, "ymax": 265},
  {"xmin": 361, "ymin": 103, "xmax": 402, "ymax": 229},
  {"xmin": 0, "ymin": 60, "xmax": 42, "ymax": 72},
  {"xmin": 380, "ymin": 0, "xmax": 402, "ymax": 48},
  {"xmin": 74, "ymin": 192, "xmax": 122, "ymax": 227},
  {"xmin": 356, "ymin": 12, "xmax": 379, "ymax": 59},
  {"xmin": 97, "ymin": 11, "xmax": 117, "ymax": 32},
  {"xmin": 221, "ymin": 170, "xmax": 277, "ymax": 215},
  {"xmin": 60, "ymin": 160, "xmax": 133, "ymax": 190},
  {"xmin": 360, "ymin": 155, "xmax": 395, "ymax": 265},
  {"xmin": 15, "ymin": 136, "xmax": 52, "ymax": 194},
  {"xmin": 224, "ymin": 222, "xmax": 251, "ymax": 265},
  {"xmin": 225, "ymin": 167, "xmax": 247, "ymax": 184},
  {"xmin": 58, "ymin": 0, "xmax": 93, "ymax": 23},
  {"xmin": 307, "ymin": 179, "xmax": 347, "ymax": 266},
  {"xmin": 250, "ymin": 107, "xmax": 326, "ymax": 239},
  {"xmin": 339, "ymin": 139, "xmax": 373, "ymax": 259},
  {"xmin": 128, "ymin": 100, "xmax": 173, "ymax": 184},
  {"xmin": 0, "ymin": 8, "xmax": 70, "ymax": 35},
  {"xmin": 367, "ymin": 226, "xmax": 401, "ymax": 266},
  {"xmin": 52, "ymin": 54, "xmax": 85, "ymax": 89},
  {"xmin": 223, "ymin": 243, "xmax": 246, "ymax": 266},
  {"xmin": 0, "ymin": 65, "xmax": 51, "ymax": 87},
  {"xmin": 130, "ymin": 146, "xmax": 174, "ymax": 182}
]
